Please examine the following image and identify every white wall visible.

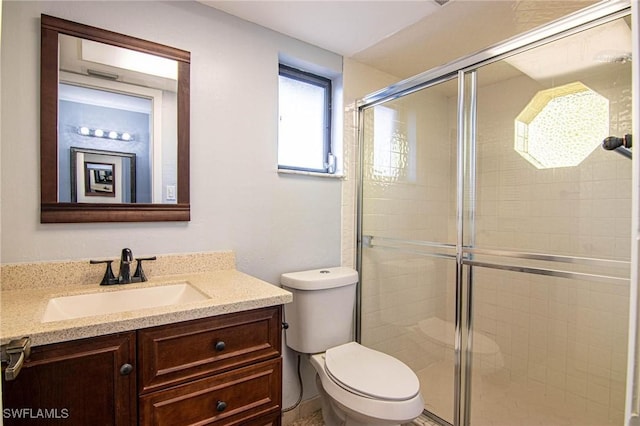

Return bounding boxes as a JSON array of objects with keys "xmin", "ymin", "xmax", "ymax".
[{"xmin": 0, "ymin": 0, "xmax": 343, "ymax": 409}]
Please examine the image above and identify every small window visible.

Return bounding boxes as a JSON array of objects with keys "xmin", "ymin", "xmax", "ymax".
[
  {"xmin": 278, "ymin": 64, "xmax": 334, "ymax": 173},
  {"xmin": 514, "ymin": 81, "xmax": 609, "ymax": 169}
]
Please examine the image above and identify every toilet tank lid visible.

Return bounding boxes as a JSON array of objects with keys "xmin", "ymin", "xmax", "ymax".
[{"xmin": 281, "ymin": 267, "xmax": 358, "ymax": 290}]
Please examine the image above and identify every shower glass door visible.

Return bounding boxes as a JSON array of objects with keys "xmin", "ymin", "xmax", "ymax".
[
  {"xmin": 358, "ymin": 4, "xmax": 632, "ymax": 426},
  {"xmin": 359, "ymin": 77, "xmax": 460, "ymax": 424},
  {"xmin": 465, "ymin": 14, "xmax": 632, "ymax": 426}
]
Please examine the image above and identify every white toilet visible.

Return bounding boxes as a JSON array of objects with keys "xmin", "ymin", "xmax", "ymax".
[{"xmin": 282, "ymin": 267, "xmax": 425, "ymax": 426}]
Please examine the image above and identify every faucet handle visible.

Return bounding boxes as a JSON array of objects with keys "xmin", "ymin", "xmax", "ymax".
[
  {"xmin": 133, "ymin": 256, "xmax": 157, "ymax": 282},
  {"xmin": 90, "ymin": 259, "xmax": 118, "ymax": 285}
]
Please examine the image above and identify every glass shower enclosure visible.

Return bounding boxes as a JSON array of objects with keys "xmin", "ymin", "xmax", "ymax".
[{"xmin": 357, "ymin": 2, "xmax": 633, "ymax": 425}]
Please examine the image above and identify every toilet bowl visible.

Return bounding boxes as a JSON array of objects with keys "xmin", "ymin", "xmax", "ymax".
[
  {"xmin": 310, "ymin": 342, "xmax": 424, "ymax": 426},
  {"xmin": 281, "ymin": 267, "xmax": 425, "ymax": 426}
]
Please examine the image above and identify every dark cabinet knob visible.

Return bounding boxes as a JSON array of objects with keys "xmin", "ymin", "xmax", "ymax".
[
  {"xmin": 216, "ymin": 400, "xmax": 227, "ymax": 412},
  {"xmin": 119, "ymin": 363, "xmax": 133, "ymax": 376},
  {"xmin": 215, "ymin": 341, "xmax": 225, "ymax": 351}
]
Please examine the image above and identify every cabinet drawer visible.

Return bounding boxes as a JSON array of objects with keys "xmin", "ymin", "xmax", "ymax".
[
  {"xmin": 138, "ymin": 306, "xmax": 281, "ymax": 393},
  {"xmin": 139, "ymin": 358, "xmax": 282, "ymax": 426}
]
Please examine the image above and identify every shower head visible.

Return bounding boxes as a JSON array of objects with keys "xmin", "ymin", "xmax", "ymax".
[
  {"xmin": 602, "ymin": 134, "xmax": 632, "ymax": 150},
  {"xmin": 602, "ymin": 134, "xmax": 632, "ymax": 159}
]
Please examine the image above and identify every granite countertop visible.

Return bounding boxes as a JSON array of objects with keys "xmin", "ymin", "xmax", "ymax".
[{"xmin": 1, "ymin": 270, "xmax": 292, "ymax": 346}]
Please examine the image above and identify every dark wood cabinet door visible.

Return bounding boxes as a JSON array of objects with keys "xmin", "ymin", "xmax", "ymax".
[{"xmin": 2, "ymin": 332, "xmax": 136, "ymax": 426}]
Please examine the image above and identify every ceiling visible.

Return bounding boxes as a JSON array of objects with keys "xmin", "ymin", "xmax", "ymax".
[
  {"xmin": 200, "ymin": 0, "xmax": 445, "ymax": 58},
  {"xmin": 200, "ymin": 0, "xmax": 600, "ymax": 79}
]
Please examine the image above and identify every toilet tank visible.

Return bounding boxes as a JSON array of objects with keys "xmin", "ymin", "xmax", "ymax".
[{"xmin": 281, "ymin": 267, "xmax": 358, "ymax": 354}]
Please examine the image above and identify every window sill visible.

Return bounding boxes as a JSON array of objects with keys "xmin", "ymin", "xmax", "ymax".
[{"xmin": 277, "ymin": 169, "xmax": 345, "ymax": 179}]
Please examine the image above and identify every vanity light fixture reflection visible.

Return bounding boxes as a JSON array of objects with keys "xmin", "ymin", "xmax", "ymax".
[{"xmin": 77, "ymin": 126, "xmax": 135, "ymax": 142}]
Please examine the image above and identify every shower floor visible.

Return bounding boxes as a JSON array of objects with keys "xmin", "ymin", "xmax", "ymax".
[{"xmin": 417, "ymin": 360, "xmax": 620, "ymax": 426}]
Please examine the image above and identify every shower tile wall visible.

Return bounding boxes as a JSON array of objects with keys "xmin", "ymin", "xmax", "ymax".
[{"xmin": 342, "ymin": 58, "xmax": 400, "ymax": 269}]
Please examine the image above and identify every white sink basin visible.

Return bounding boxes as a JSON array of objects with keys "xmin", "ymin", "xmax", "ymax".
[{"xmin": 42, "ymin": 283, "xmax": 209, "ymax": 323}]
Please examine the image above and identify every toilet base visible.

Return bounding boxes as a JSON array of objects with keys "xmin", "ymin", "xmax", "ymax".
[{"xmin": 315, "ymin": 374, "xmax": 402, "ymax": 426}]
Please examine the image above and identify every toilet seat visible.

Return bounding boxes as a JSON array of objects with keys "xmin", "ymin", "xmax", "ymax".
[
  {"xmin": 324, "ymin": 342, "xmax": 420, "ymax": 401},
  {"xmin": 309, "ymin": 343, "xmax": 424, "ymax": 424}
]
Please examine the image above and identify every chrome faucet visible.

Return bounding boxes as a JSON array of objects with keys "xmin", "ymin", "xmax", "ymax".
[{"xmin": 90, "ymin": 248, "xmax": 156, "ymax": 285}]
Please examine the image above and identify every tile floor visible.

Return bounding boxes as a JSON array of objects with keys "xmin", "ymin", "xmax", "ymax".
[
  {"xmin": 290, "ymin": 410, "xmax": 440, "ymax": 426},
  {"xmin": 290, "ymin": 410, "xmax": 323, "ymax": 426}
]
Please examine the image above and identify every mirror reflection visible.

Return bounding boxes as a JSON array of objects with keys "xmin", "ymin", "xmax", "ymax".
[
  {"xmin": 58, "ymin": 34, "xmax": 178, "ymax": 204},
  {"xmin": 70, "ymin": 147, "xmax": 136, "ymax": 203}
]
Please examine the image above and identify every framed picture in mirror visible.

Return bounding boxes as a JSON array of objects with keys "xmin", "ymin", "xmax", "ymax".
[{"xmin": 71, "ymin": 147, "xmax": 136, "ymax": 204}]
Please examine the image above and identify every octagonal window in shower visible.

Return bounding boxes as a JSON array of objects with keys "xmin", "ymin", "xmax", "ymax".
[{"xmin": 514, "ymin": 81, "xmax": 609, "ymax": 169}]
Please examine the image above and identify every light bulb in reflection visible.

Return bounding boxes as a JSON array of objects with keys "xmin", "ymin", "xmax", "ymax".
[
  {"xmin": 93, "ymin": 129, "xmax": 104, "ymax": 137},
  {"xmin": 79, "ymin": 126, "xmax": 90, "ymax": 136},
  {"xmin": 108, "ymin": 131, "xmax": 118, "ymax": 139},
  {"xmin": 121, "ymin": 132, "xmax": 131, "ymax": 141}
]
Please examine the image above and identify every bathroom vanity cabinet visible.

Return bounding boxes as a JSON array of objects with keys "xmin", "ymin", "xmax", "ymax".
[{"xmin": 1, "ymin": 306, "xmax": 283, "ymax": 425}]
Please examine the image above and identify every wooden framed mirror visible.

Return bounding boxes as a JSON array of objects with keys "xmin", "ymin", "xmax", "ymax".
[{"xmin": 40, "ymin": 15, "xmax": 190, "ymax": 223}]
